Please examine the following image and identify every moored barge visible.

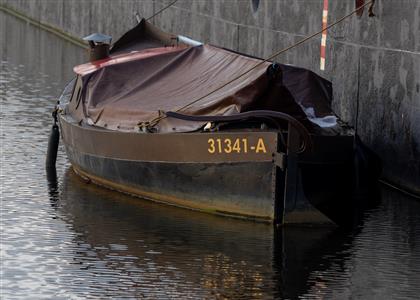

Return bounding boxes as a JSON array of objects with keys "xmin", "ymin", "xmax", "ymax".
[{"xmin": 57, "ymin": 19, "xmax": 379, "ymax": 226}]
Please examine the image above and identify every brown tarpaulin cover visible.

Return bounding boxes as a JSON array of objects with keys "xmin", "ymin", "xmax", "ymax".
[{"xmin": 75, "ymin": 19, "xmax": 335, "ymax": 133}]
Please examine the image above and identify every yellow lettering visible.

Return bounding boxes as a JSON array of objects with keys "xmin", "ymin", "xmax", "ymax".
[
  {"xmin": 255, "ymin": 138, "xmax": 267, "ymax": 153},
  {"xmin": 224, "ymin": 139, "xmax": 232, "ymax": 153},
  {"xmin": 242, "ymin": 138, "xmax": 248, "ymax": 153},
  {"xmin": 216, "ymin": 138, "xmax": 222, "ymax": 153},
  {"xmin": 209, "ymin": 137, "xmax": 267, "ymax": 154},
  {"xmin": 208, "ymin": 139, "xmax": 215, "ymax": 154},
  {"xmin": 233, "ymin": 139, "xmax": 241, "ymax": 153}
]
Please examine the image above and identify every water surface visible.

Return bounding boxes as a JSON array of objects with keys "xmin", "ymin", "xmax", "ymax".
[{"xmin": 1, "ymin": 11, "xmax": 420, "ymax": 299}]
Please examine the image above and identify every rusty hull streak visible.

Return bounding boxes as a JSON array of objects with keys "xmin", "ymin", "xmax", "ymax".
[{"xmin": 72, "ymin": 165, "xmax": 273, "ymax": 222}]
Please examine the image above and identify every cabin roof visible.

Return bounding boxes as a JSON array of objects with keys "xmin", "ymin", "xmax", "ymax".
[{"xmin": 69, "ymin": 19, "xmax": 335, "ymax": 134}]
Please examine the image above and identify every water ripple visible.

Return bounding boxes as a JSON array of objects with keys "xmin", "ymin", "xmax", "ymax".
[{"xmin": 1, "ymin": 10, "xmax": 420, "ymax": 300}]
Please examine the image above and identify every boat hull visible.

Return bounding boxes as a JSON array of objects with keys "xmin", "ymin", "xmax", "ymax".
[
  {"xmin": 59, "ymin": 115, "xmax": 355, "ymax": 225},
  {"xmin": 67, "ymin": 147, "xmax": 276, "ymax": 220},
  {"xmin": 59, "ymin": 115, "xmax": 284, "ymax": 221}
]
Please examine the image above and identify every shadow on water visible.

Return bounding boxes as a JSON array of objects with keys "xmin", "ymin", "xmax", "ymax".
[
  {"xmin": 45, "ymin": 168, "xmax": 359, "ymax": 298},
  {"xmin": 40, "ymin": 164, "xmax": 420, "ymax": 298}
]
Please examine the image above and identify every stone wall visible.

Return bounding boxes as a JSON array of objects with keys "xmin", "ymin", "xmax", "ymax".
[{"xmin": 1, "ymin": 0, "xmax": 419, "ymax": 193}]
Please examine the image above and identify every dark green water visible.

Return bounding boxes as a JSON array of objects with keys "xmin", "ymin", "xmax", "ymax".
[{"xmin": 1, "ymin": 11, "xmax": 420, "ymax": 299}]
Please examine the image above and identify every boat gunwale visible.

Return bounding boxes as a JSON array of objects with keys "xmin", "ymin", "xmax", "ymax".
[{"xmin": 58, "ymin": 113, "xmax": 280, "ymax": 164}]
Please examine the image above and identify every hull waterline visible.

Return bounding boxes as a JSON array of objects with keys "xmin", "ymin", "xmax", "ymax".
[{"xmin": 59, "ymin": 114, "xmax": 358, "ymax": 226}]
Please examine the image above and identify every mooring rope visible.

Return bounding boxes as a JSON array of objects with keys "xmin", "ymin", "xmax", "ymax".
[
  {"xmin": 147, "ymin": 0, "xmax": 375, "ymax": 128},
  {"xmin": 147, "ymin": 0, "xmax": 179, "ymax": 21}
]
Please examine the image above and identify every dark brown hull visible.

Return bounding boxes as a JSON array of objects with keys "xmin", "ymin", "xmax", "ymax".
[{"xmin": 59, "ymin": 114, "xmax": 359, "ymax": 225}]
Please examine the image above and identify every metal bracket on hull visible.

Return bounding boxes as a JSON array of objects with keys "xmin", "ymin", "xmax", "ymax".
[{"xmin": 273, "ymin": 152, "xmax": 286, "ymax": 170}]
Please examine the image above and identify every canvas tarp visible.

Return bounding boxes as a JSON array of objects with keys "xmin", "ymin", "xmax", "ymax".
[{"xmin": 74, "ymin": 19, "xmax": 336, "ymax": 133}]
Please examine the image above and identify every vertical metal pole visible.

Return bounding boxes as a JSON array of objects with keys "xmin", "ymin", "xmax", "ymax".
[
  {"xmin": 273, "ymin": 132, "xmax": 286, "ymax": 226},
  {"xmin": 282, "ymin": 124, "xmax": 300, "ymax": 225}
]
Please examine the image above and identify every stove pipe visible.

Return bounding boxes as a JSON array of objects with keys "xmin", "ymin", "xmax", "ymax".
[{"xmin": 82, "ymin": 33, "xmax": 112, "ymax": 62}]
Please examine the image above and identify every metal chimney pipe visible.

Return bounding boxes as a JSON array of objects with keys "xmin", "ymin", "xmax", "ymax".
[{"xmin": 83, "ymin": 33, "xmax": 112, "ymax": 62}]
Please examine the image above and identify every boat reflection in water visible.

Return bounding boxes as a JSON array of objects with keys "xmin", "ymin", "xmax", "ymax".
[{"xmin": 49, "ymin": 168, "xmax": 355, "ymax": 299}]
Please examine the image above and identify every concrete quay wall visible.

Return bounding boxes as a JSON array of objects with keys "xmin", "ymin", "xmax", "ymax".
[{"xmin": 1, "ymin": 0, "xmax": 419, "ymax": 193}]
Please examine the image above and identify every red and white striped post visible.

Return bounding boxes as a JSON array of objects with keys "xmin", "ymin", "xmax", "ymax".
[{"xmin": 320, "ymin": 0, "xmax": 329, "ymax": 71}]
